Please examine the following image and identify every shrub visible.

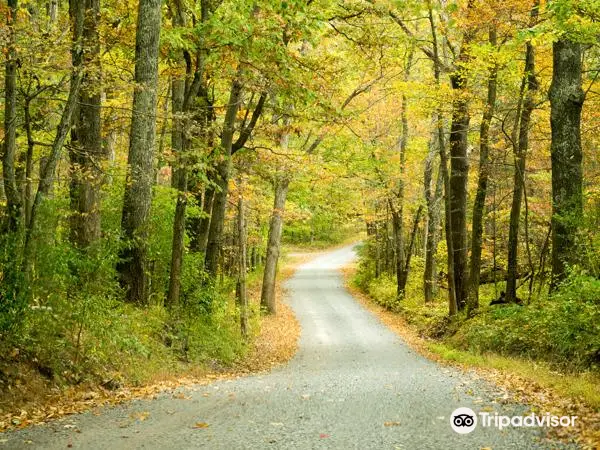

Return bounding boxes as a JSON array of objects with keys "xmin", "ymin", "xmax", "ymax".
[{"xmin": 452, "ymin": 274, "xmax": 600, "ymax": 370}]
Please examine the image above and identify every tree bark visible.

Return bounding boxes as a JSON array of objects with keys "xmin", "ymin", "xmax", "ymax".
[
  {"xmin": 69, "ymin": 0, "xmax": 104, "ymax": 248},
  {"xmin": 236, "ymin": 189, "xmax": 248, "ymax": 338},
  {"xmin": 3, "ymin": 0, "xmax": 23, "ymax": 233},
  {"xmin": 391, "ymin": 90, "xmax": 408, "ymax": 299},
  {"xmin": 260, "ymin": 177, "xmax": 289, "ymax": 314},
  {"xmin": 549, "ymin": 39, "xmax": 584, "ymax": 287},
  {"xmin": 192, "ymin": 183, "xmax": 214, "ymax": 253},
  {"xmin": 448, "ymin": 65, "xmax": 471, "ymax": 312},
  {"xmin": 427, "ymin": 2, "xmax": 457, "ymax": 315},
  {"xmin": 204, "ymin": 77, "xmax": 243, "ymax": 276},
  {"xmin": 117, "ymin": 0, "xmax": 162, "ymax": 304},
  {"xmin": 468, "ymin": 28, "xmax": 498, "ymax": 312},
  {"xmin": 423, "ymin": 129, "xmax": 443, "ymax": 302},
  {"xmin": 506, "ymin": 33, "xmax": 537, "ymax": 303},
  {"xmin": 166, "ymin": 77, "xmax": 186, "ymax": 307}
]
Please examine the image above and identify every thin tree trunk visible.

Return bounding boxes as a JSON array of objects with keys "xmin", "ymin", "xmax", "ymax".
[
  {"xmin": 397, "ymin": 205, "xmax": 423, "ymax": 293},
  {"xmin": 468, "ymin": 28, "xmax": 498, "ymax": 312},
  {"xmin": 549, "ymin": 39, "xmax": 584, "ymax": 287},
  {"xmin": 427, "ymin": 2, "xmax": 457, "ymax": 315},
  {"xmin": 117, "ymin": 0, "xmax": 162, "ymax": 304},
  {"xmin": 23, "ymin": 99, "xmax": 36, "ymax": 228},
  {"xmin": 236, "ymin": 189, "xmax": 248, "ymax": 338},
  {"xmin": 204, "ymin": 76, "xmax": 243, "ymax": 276},
  {"xmin": 25, "ymin": 59, "xmax": 83, "ymax": 265},
  {"xmin": 166, "ymin": 77, "xmax": 186, "ymax": 307},
  {"xmin": 69, "ymin": 0, "xmax": 103, "ymax": 248},
  {"xmin": 392, "ymin": 96, "xmax": 407, "ymax": 299},
  {"xmin": 3, "ymin": 0, "xmax": 22, "ymax": 233},
  {"xmin": 506, "ymin": 33, "xmax": 537, "ymax": 303},
  {"xmin": 192, "ymin": 178, "xmax": 214, "ymax": 253},
  {"xmin": 260, "ymin": 177, "xmax": 290, "ymax": 314},
  {"xmin": 423, "ymin": 128, "xmax": 443, "ymax": 302}
]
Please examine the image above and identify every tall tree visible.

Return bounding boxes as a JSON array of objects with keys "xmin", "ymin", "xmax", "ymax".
[
  {"xmin": 204, "ymin": 77, "xmax": 244, "ymax": 276},
  {"xmin": 549, "ymin": 38, "xmax": 584, "ymax": 286},
  {"xmin": 468, "ymin": 27, "xmax": 498, "ymax": 312},
  {"xmin": 506, "ymin": 2, "xmax": 539, "ymax": 303},
  {"xmin": 204, "ymin": 86, "xmax": 266, "ymax": 276},
  {"xmin": 3, "ymin": 0, "xmax": 22, "ymax": 233},
  {"xmin": 447, "ymin": 24, "xmax": 474, "ymax": 312},
  {"xmin": 236, "ymin": 184, "xmax": 249, "ymax": 338},
  {"xmin": 118, "ymin": 0, "xmax": 162, "ymax": 304},
  {"xmin": 69, "ymin": 0, "xmax": 104, "ymax": 248}
]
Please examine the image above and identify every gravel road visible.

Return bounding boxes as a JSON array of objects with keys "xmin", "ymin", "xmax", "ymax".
[{"xmin": 4, "ymin": 244, "xmax": 575, "ymax": 449}]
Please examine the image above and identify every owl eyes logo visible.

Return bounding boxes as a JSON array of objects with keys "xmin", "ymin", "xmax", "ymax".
[
  {"xmin": 453, "ymin": 414, "xmax": 475, "ymax": 427},
  {"xmin": 450, "ymin": 407, "xmax": 478, "ymax": 434}
]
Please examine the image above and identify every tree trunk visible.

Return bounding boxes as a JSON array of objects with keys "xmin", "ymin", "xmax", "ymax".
[
  {"xmin": 427, "ymin": 1, "xmax": 457, "ymax": 315},
  {"xmin": 468, "ymin": 28, "xmax": 498, "ymax": 312},
  {"xmin": 391, "ymin": 92, "xmax": 408, "ymax": 300},
  {"xmin": 423, "ymin": 128, "xmax": 443, "ymax": 302},
  {"xmin": 25, "ymin": 80, "xmax": 83, "ymax": 266},
  {"xmin": 397, "ymin": 205, "xmax": 423, "ymax": 293},
  {"xmin": 117, "ymin": 0, "xmax": 162, "ymax": 304},
  {"xmin": 204, "ymin": 77, "xmax": 243, "ymax": 276},
  {"xmin": 191, "ymin": 179, "xmax": 214, "ymax": 253},
  {"xmin": 549, "ymin": 39, "xmax": 584, "ymax": 287},
  {"xmin": 260, "ymin": 177, "xmax": 289, "ymax": 314},
  {"xmin": 506, "ymin": 34, "xmax": 537, "ymax": 303},
  {"xmin": 236, "ymin": 190, "xmax": 248, "ymax": 338},
  {"xmin": 3, "ymin": 0, "xmax": 22, "ymax": 233},
  {"xmin": 448, "ymin": 66, "xmax": 471, "ymax": 312},
  {"xmin": 69, "ymin": 0, "xmax": 103, "ymax": 248},
  {"xmin": 166, "ymin": 77, "xmax": 186, "ymax": 307}
]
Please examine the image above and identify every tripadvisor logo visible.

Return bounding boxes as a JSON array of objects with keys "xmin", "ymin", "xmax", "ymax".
[
  {"xmin": 450, "ymin": 407, "xmax": 477, "ymax": 434},
  {"xmin": 450, "ymin": 407, "xmax": 578, "ymax": 434}
]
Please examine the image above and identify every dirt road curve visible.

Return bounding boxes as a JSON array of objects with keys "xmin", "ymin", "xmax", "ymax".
[{"xmin": 5, "ymin": 245, "xmax": 574, "ymax": 449}]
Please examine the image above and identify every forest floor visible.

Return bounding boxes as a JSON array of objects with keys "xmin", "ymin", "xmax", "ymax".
[
  {"xmin": 3, "ymin": 244, "xmax": 579, "ymax": 449},
  {"xmin": 0, "ymin": 250, "xmax": 316, "ymax": 435},
  {"xmin": 342, "ymin": 262, "xmax": 600, "ymax": 449}
]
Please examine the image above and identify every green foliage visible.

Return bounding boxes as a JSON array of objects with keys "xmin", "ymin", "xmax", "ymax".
[
  {"xmin": 352, "ymin": 242, "xmax": 399, "ymax": 311},
  {"xmin": 453, "ymin": 274, "xmax": 600, "ymax": 371},
  {"xmin": 355, "ymin": 241, "xmax": 600, "ymax": 372},
  {"xmin": 0, "ymin": 188, "xmax": 249, "ymax": 388}
]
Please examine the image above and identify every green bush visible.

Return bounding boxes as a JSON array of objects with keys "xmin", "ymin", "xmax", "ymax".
[
  {"xmin": 0, "ymin": 187, "xmax": 249, "ymax": 388},
  {"xmin": 452, "ymin": 274, "xmax": 600, "ymax": 370}
]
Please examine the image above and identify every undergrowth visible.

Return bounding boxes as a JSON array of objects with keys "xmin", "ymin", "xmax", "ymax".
[{"xmin": 352, "ymin": 242, "xmax": 600, "ymax": 373}]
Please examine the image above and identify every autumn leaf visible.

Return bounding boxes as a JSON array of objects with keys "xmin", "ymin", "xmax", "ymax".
[
  {"xmin": 194, "ymin": 422, "xmax": 209, "ymax": 429},
  {"xmin": 384, "ymin": 421, "xmax": 401, "ymax": 427}
]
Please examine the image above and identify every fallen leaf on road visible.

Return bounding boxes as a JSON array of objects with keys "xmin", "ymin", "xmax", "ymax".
[
  {"xmin": 194, "ymin": 422, "xmax": 209, "ymax": 429},
  {"xmin": 384, "ymin": 421, "xmax": 401, "ymax": 427},
  {"xmin": 319, "ymin": 433, "xmax": 330, "ymax": 438},
  {"xmin": 130, "ymin": 411, "xmax": 149, "ymax": 421},
  {"xmin": 173, "ymin": 393, "xmax": 190, "ymax": 400}
]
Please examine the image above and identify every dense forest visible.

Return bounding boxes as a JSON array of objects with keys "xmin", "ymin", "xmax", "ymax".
[{"xmin": 0, "ymin": 0, "xmax": 599, "ymax": 414}]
